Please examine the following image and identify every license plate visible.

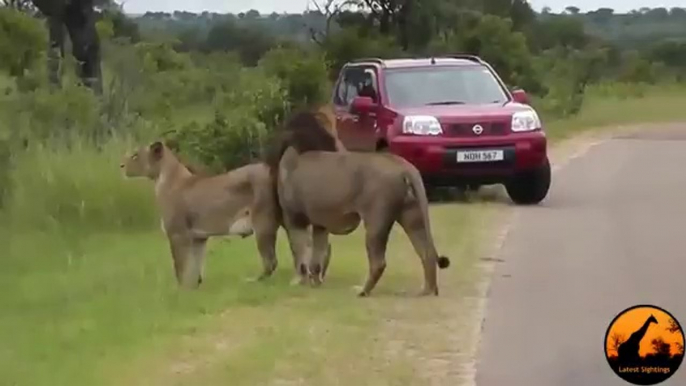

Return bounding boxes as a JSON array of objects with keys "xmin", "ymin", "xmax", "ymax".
[{"xmin": 456, "ymin": 149, "xmax": 504, "ymax": 163}]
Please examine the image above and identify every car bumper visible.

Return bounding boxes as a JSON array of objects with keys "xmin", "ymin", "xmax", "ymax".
[{"xmin": 388, "ymin": 130, "xmax": 548, "ymax": 185}]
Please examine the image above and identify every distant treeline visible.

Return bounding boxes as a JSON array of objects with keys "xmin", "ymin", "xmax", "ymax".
[{"xmin": 133, "ymin": 6, "xmax": 686, "ymax": 48}]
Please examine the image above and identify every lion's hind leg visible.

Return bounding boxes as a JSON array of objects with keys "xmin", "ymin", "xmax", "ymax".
[
  {"xmin": 397, "ymin": 205, "xmax": 439, "ymax": 296},
  {"xmin": 321, "ymin": 243, "xmax": 332, "ymax": 280},
  {"xmin": 357, "ymin": 214, "xmax": 395, "ymax": 297},
  {"xmin": 282, "ymin": 223, "xmax": 312, "ymax": 286},
  {"xmin": 308, "ymin": 226, "xmax": 330, "ymax": 287}
]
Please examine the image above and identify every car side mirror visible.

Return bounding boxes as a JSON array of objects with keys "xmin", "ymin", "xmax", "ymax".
[
  {"xmin": 350, "ymin": 96, "xmax": 376, "ymax": 115},
  {"xmin": 511, "ymin": 88, "xmax": 530, "ymax": 105}
]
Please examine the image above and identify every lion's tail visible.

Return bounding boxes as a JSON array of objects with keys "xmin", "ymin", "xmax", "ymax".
[{"xmin": 403, "ymin": 166, "xmax": 451, "ymax": 269}]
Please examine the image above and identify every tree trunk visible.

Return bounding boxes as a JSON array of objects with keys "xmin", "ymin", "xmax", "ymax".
[
  {"xmin": 46, "ymin": 17, "xmax": 66, "ymax": 88},
  {"xmin": 64, "ymin": 0, "xmax": 103, "ymax": 94},
  {"xmin": 31, "ymin": 0, "xmax": 103, "ymax": 95},
  {"xmin": 396, "ymin": 0, "xmax": 411, "ymax": 50}
]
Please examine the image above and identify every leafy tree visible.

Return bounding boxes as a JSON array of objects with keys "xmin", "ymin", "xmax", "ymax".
[
  {"xmin": 565, "ymin": 6, "xmax": 580, "ymax": 15},
  {"xmin": 645, "ymin": 7, "xmax": 669, "ymax": 20},
  {"xmin": 245, "ymin": 9, "xmax": 260, "ymax": 20},
  {"xmin": 204, "ymin": 19, "xmax": 276, "ymax": 66},
  {"xmin": 648, "ymin": 40, "xmax": 686, "ymax": 68},
  {"xmin": 618, "ymin": 50, "xmax": 657, "ymax": 84},
  {"xmin": 306, "ymin": 0, "xmax": 355, "ymax": 46},
  {"xmin": 533, "ymin": 15, "xmax": 589, "ymax": 52},
  {"xmin": 452, "ymin": 15, "xmax": 537, "ymax": 90},
  {"xmin": 322, "ymin": 25, "xmax": 404, "ymax": 78}
]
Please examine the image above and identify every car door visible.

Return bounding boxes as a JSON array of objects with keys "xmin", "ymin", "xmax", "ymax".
[
  {"xmin": 332, "ymin": 68, "xmax": 358, "ymax": 150},
  {"xmin": 353, "ymin": 68, "xmax": 380, "ymax": 152},
  {"xmin": 332, "ymin": 66, "xmax": 380, "ymax": 152}
]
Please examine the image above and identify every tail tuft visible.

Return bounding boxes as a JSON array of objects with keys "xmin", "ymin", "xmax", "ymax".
[{"xmin": 437, "ymin": 256, "xmax": 451, "ymax": 269}]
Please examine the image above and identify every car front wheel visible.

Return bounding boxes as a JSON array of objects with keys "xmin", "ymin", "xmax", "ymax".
[{"xmin": 505, "ymin": 159, "xmax": 551, "ymax": 205}]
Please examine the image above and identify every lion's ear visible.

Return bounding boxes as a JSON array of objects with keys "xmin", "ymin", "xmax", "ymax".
[{"xmin": 149, "ymin": 141, "xmax": 164, "ymax": 160}]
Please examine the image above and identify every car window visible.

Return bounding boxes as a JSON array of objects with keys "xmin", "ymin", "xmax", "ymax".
[
  {"xmin": 384, "ymin": 66, "xmax": 509, "ymax": 108},
  {"xmin": 333, "ymin": 66, "xmax": 379, "ymax": 106}
]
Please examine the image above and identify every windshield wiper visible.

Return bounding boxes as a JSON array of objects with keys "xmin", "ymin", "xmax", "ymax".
[{"xmin": 426, "ymin": 100, "xmax": 466, "ymax": 106}]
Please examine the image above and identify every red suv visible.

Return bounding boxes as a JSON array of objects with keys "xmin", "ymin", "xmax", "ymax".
[{"xmin": 331, "ymin": 55, "xmax": 551, "ymax": 205}]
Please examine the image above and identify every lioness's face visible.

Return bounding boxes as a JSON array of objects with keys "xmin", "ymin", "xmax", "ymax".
[{"xmin": 121, "ymin": 141, "xmax": 164, "ymax": 179}]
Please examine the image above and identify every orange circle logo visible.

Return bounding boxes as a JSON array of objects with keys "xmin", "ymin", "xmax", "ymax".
[{"xmin": 604, "ymin": 305, "xmax": 684, "ymax": 385}]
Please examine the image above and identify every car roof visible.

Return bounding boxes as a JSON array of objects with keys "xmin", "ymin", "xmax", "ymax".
[{"xmin": 347, "ymin": 57, "xmax": 484, "ymax": 69}]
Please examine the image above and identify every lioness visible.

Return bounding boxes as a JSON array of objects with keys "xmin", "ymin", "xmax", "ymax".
[
  {"xmin": 121, "ymin": 140, "xmax": 282, "ymax": 288},
  {"xmin": 265, "ymin": 108, "xmax": 451, "ymax": 297}
]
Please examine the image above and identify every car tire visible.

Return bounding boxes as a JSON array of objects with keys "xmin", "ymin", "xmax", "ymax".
[
  {"xmin": 505, "ymin": 158, "xmax": 551, "ymax": 205},
  {"xmin": 425, "ymin": 185, "xmax": 441, "ymax": 202}
]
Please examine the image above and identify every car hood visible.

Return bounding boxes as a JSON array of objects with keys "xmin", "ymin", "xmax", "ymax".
[{"xmin": 394, "ymin": 102, "xmax": 533, "ymax": 122}]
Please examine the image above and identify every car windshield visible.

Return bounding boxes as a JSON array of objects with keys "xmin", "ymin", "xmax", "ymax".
[{"xmin": 384, "ymin": 66, "xmax": 509, "ymax": 108}]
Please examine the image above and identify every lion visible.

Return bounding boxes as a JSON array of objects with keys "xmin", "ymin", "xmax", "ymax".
[
  {"xmin": 120, "ymin": 140, "xmax": 284, "ymax": 288},
  {"xmin": 264, "ymin": 107, "xmax": 451, "ymax": 297}
]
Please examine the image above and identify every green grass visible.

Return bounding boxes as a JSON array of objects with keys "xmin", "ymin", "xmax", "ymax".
[
  {"xmin": 2, "ymin": 83, "xmax": 686, "ymax": 386},
  {"xmin": 2, "ymin": 203, "xmax": 496, "ymax": 386},
  {"xmin": 543, "ymin": 82, "xmax": 686, "ymax": 141}
]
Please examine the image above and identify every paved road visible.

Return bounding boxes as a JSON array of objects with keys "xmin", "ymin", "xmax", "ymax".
[{"xmin": 475, "ymin": 125, "xmax": 686, "ymax": 386}]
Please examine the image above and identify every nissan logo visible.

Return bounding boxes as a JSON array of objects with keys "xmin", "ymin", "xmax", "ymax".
[{"xmin": 472, "ymin": 124, "xmax": 484, "ymax": 135}]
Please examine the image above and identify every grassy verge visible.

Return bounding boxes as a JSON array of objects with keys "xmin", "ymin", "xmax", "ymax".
[
  {"xmin": 2, "ymin": 84, "xmax": 686, "ymax": 386},
  {"xmin": 542, "ymin": 82, "xmax": 686, "ymax": 141}
]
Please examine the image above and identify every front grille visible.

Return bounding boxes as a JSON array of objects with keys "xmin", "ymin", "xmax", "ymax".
[{"xmin": 447, "ymin": 122, "xmax": 508, "ymax": 137}]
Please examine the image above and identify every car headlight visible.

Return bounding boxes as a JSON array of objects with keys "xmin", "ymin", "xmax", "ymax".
[
  {"xmin": 402, "ymin": 116, "xmax": 443, "ymax": 136},
  {"xmin": 511, "ymin": 109, "xmax": 542, "ymax": 132}
]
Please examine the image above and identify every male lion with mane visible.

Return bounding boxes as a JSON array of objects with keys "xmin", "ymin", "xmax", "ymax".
[
  {"xmin": 264, "ymin": 107, "xmax": 451, "ymax": 297},
  {"xmin": 121, "ymin": 140, "xmax": 283, "ymax": 288}
]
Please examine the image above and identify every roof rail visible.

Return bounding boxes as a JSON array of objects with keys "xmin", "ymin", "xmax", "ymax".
[
  {"xmin": 440, "ymin": 54, "xmax": 483, "ymax": 63},
  {"xmin": 349, "ymin": 57, "xmax": 385, "ymax": 66}
]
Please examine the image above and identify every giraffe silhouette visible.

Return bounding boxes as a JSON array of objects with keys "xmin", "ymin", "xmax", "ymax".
[{"xmin": 618, "ymin": 315, "xmax": 658, "ymax": 363}]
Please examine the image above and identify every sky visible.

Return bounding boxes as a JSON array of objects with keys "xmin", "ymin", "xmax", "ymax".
[{"xmin": 122, "ymin": 0, "xmax": 685, "ymax": 15}]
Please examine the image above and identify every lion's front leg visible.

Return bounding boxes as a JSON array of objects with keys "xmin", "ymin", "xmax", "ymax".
[
  {"xmin": 168, "ymin": 234, "xmax": 203, "ymax": 289},
  {"xmin": 250, "ymin": 228, "xmax": 278, "ymax": 282}
]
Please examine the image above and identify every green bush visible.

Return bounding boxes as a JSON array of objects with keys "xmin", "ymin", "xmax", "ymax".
[
  {"xmin": 167, "ymin": 66, "xmax": 289, "ymax": 172},
  {"xmin": 259, "ymin": 45, "xmax": 332, "ymax": 110},
  {"xmin": 6, "ymin": 80, "xmax": 104, "ymax": 144},
  {"xmin": 532, "ymin": 45, "xmax": 610, "ymax": 118},
  {"xmin": 168, "ymin": 109, "xmax": 267, "ymax": 173},
  {"xmin": 617, "ymin": 50, "xmax": 659, "ymax": 84},
  {"xmin": 0, "ymin": 7, "xmax": 46, "ymax": 79},
  {"xmin": 216, "ymin": 66, "xmax": 290, "ymax": 132}
]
